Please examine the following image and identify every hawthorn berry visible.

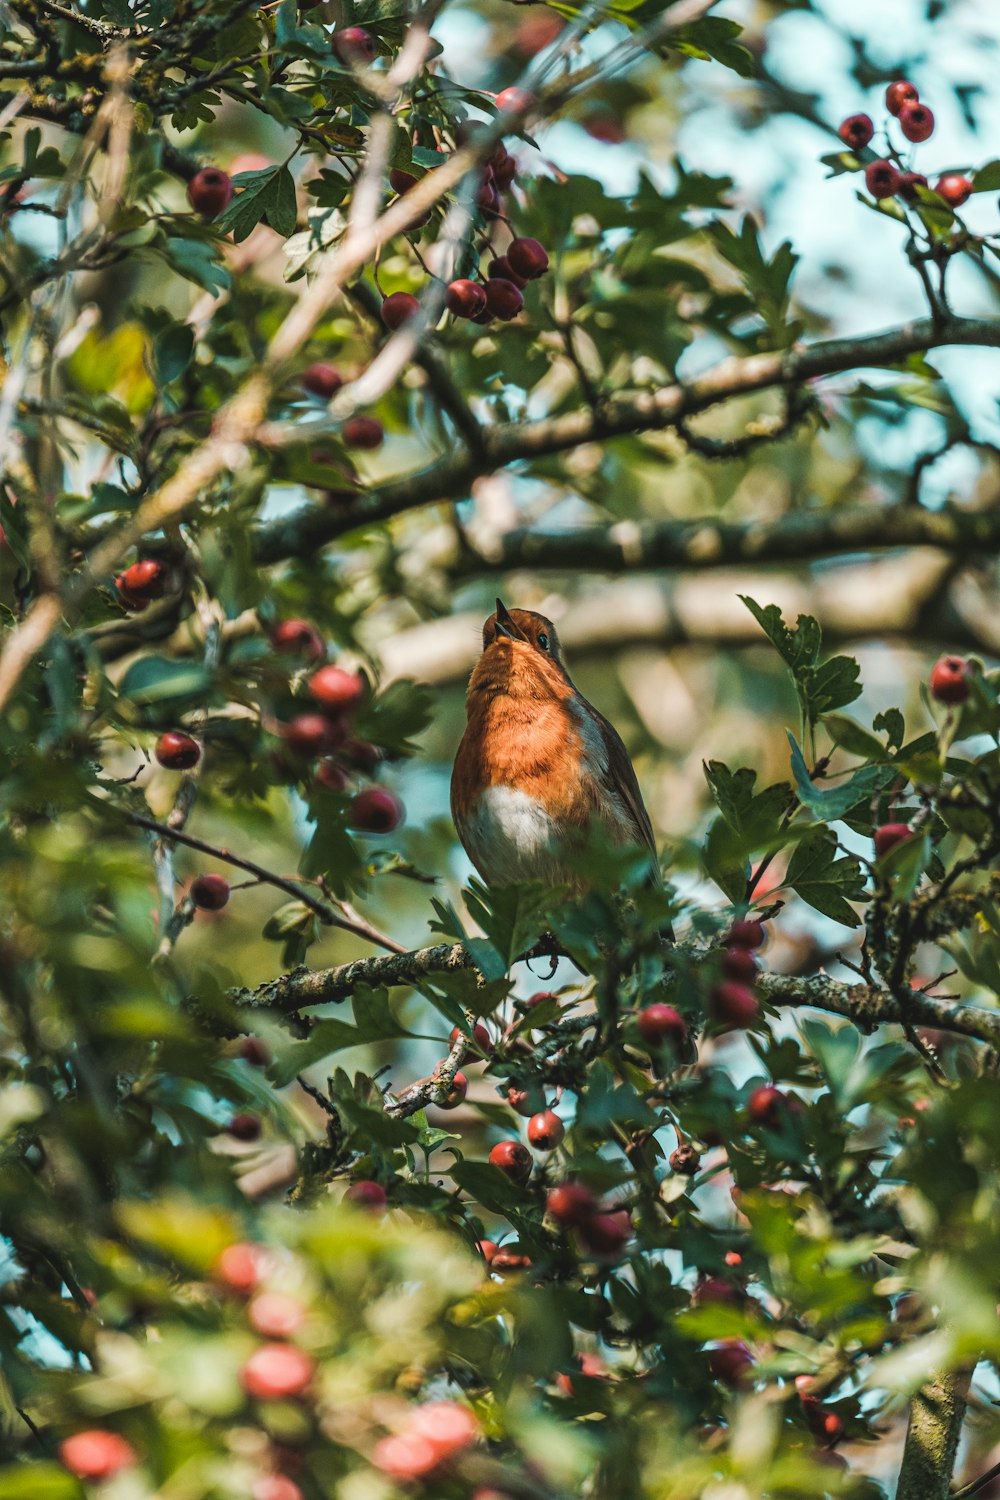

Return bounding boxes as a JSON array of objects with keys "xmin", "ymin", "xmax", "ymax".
[
  {"xmin": 342, "ymin": 415, "xmax": 384, "ymax": 449},
  {"xmin": 722, "ymin": 946, "xmax": 758, "ymax": 983},
  {"xmin": 188, "ymin": 167, "xmax": 233, "ymax": 217},
  {"xmin": 476, "ymin": 177, "xmax": 501, "ymax": 215},
  {"xmin": 495, "ymin": 86, "xmax": 536, "ymax": 113},
  {"xmin": 191, "ymin": 873, "xmax": 230, "ymax": 910},
  {"xmin": 899, "ymin": 171, "xmax": 929, "ymax": 202},
  {"xmin": 555, "ymin": 1351, "xmax": 607, "ymax": 1396},
  {"xmin": 59, "ymin": 1431, "xmax": 137, "ymax": 1480},
  {"xmin": 527, "ymin": 1108, "xmax": 564, "ymax": 1150},
  {"xmin": 345, "ymin": 1179, "xmax": 387, "ymax": 1210},
  {"xmin": 930, "ymin": 654, "xmax": 970, "ymax": 704},
  {"xmin": 865, "ymin": 160, "xmax": 902, "ymax": 199},
  {"xmin": 747, "ymin": 1085, "xmax": 789, "ymax": 1127},
  {"xmin": 707, "ymin": 1339, "xmax": 755, "ymax": 1385},
  {"xmin": 693, "ymin": 1275, "xmax": 742, "ymax": 1306},
  {"xmin": 726, "ymin": 918, "xmax": 766, "ymax": 949},
  {"xmin": 215, "ymin": 1241, "xmax": 268, "ymax": 1294},
  {"xmin": 239, "ymin": 1036, "xmax": 270, "ymax": 1068},
  {"xmin": 838, "ymin": 114, "xmax": 874, "ymax": 150},
  {"xmin": 117, "ymin": 559, "xmax": 166, "ymax": 601},
  {"xmin": 709, "ymin": 981, "xmax": 760, "ymax": 1028},
  {"xmin": 489, "ymin": 255, "xmax": 527, "ymax": 289},
  {"xmin": 450, "ymin": 1021, "xmax": 492, "ymax": 1056},
  {"xmin": 227, "ymin": 1111, "xmax": 261, "ymax": 1141},
  {"xmin": 506, "ymin": 236, "xmax": 548, "ymax": 280},
  {"xmin": 445, "ymin": 278, "xmax": 487, "ymax": 318},
  {"xmin": 494, "ymin": 154, "xmax": 517, "ymax": 190},
  {"xmin": 491, "ymin": 1245, "xmax": 532, "ymax": 1273},
  {"xmin": 484, "ymin": 278, "xmax": 524, "ymax": 320},
  {"xmin": 381, "ymin": 291, "xmax": 421, "ymax": 330},
  {"xmin": 389, "ymin": 168, "xmax": 418, "ymax": 194},
  {"xmin": 333, "ymin": 25, "xmax": 376, "ymax": 64},
  {"xmin": 308, "ymin": 664, "xmax": 365, "ymax": 712},
  {"xmin": 637, "ymin": 1003, "xmax": 686, "ymax": 1048},
  {"xmin": 886, "ymin": 80, "xmax": 919, "ymax": 116},
  {"xmin": 348, "ymin": 787, "xmax": 404, "ymax": 834},
  {"xmin": 282, "ymin": 713, "xmax": 342, "ymax": 757},
  {"xmin": 301, "ymin": 363, "xmax": 343, "ymax": 399},
  {"xmin": 874, "ymin": 822, "xmax": 912, "ymax": 858},
  {"xmin": 154, "ymin": 730, "xmax": 200, "ymax": 770},
  {"xmin": 547, "ymin": 1181, "xmax": 597, "ymax": 1225},
  {"xmin": 437, "ymin": 1071, "xmax": 468, "ymax": 1109},
  {"xmin": 577, "ymin": 1209, "xmax": 631, "ymax": 1257},
  {"xmin": 476, "ymin": 1239, "xmax": 498, "ymax": 1262},
  {"xmin": 315, "ymin": 758, "xmax": 349, "ymax": 793},
  {"xmin": 249, "ymin": 1292, "xmax": 306, "ymax": 1339},
  {"xmin": 899, "ymin": 102, "xmax": 934, "ymax": 142},
  {"xmin": 489, "ymin": 1139, "xmax": 532, "ymax": 1182},
  {"xmin": 935, "ymin": 173, "xmax": 972, "ymax": 207},
  {"xmin": 252, "ymin": 1477, "xmax": 304, "ymax": 1500},
  {"xmin": 271, "ymin": 619, "xmax": 324, "ymax": 660},
  {"xmin": 506, "ymin": 1084, "xmax": 543, "ymax": 1117},
  {"xmin": 241, "ymin": 1343, "xmax": 315, "ymax": 1400}
]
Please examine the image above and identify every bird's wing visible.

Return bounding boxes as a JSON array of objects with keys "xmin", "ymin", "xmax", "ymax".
[{"xmin": 589, "ymin": 705, "xmax": 658, "ymax": 859}]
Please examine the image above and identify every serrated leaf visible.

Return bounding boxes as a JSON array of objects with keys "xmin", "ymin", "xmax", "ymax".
[
  {"xmin": 788, "ymin": 733, "xmax": 890, "ymax": 819},
  {"xmin": 825, "ymin": 714, "xmax": 888, "ymax": 761},
  {"xmin": 785, "ymin": 829, "xmax": 866, "ymax": 927}
]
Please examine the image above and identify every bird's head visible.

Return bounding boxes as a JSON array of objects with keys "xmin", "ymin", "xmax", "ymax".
[{"xmin": 470, "ymin": 599, "xmax": 569, "ymax": 697}]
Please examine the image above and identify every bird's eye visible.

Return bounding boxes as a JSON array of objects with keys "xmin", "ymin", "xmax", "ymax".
[{"xmin": 537, "ymin": 632, "xmax": 549, "ymax": 651}]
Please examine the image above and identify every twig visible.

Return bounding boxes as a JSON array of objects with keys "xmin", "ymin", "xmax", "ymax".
[{"xmin": 952, "ymin": 1459, "xmax": 1000, "ymax": 1499}]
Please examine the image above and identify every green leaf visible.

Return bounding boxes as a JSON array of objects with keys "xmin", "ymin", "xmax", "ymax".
[
  {"xmin": 450, "ymin": 1159, "xmax": 534, "ymax": 1217},
  {"xmin": 825, "ymin": 714, "xmax": 888, "ymax": 761},
  {"xmin": 788, "ymin": 733, "xmax": 891, "ymax": 819},
  {"xmin": 741, "ymin": 595, "xmax": 820, "ymax": 671},
  {"xmin": 119, "ymin": 655, "xmax": 209, "ymax": 707},
  {"xmin": 153, "ymin": 322, "xmax": 194, "ymax": 386},
  {"xmin": 0, "ymin": 1465, "xmax": 81, "ymax": 1499},
  {"xmin": 972, "ymin": 160, "xmax": 1000, "ymax": 193},
  {"xmin": 877, "ymin": 828, "xmax": 932, "ymax": 902},
  {"xmin": 741, "ymin": 597, "xmax": 861, "ymax": 724},
  {"xmin": 785, "ymin": 829, "xmax": 866, "ymax": 927}
]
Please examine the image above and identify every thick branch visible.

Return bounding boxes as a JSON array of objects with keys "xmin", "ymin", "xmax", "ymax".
[
  {"xmin": 896, "ymin": 1370, "xmax": 972, "ymax": 1500},
  {"xmin": 252, "ymin": 315, "xmax": 1000, "ymax": 565}
]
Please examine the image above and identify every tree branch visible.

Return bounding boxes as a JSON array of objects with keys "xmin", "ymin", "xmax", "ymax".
[{"xmin": 897, "ymin": 1370, "xmax": 973, "ymax": 1500}]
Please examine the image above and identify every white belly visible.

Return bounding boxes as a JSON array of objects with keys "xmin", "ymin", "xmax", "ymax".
[{"xmin": 460, "ymin": 785, "xmax": 565, "ymax": 885}]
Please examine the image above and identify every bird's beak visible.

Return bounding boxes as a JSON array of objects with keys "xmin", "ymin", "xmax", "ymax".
[{"xmin": 494, "ymin": 597, "xmax": 526, "ymax": 641}]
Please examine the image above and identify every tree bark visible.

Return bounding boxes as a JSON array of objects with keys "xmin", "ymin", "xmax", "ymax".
[{"xmin": 896, "ymin": 1369, "xmax": 972, "ymax": 1500}]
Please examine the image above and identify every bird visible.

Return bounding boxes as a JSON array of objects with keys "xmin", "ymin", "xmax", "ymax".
[{"xmin": 451, "ymin": 599, "xmax": 669, "ymax": 921}]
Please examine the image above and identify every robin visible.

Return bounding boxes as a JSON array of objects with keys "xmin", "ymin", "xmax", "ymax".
[{"xmin": 451, "ymin": 600, "xmax": 669, "ymax": 921}]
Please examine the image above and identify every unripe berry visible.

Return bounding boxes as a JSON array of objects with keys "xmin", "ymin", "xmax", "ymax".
[
  {"xmin": 527, "ymin": 1108, "xmax": 564, "ymax": 1150},
  {"xmin": 271, "ymin": 618, "xmax": 324, "ymax": 660},
  {"xmin": 333, "ymin": 26, "xmax": 376, "ymax": 64},
  {"xmin": 484, "ymin": 278, "xmax": 524, "ymax": 320},
  {"xmin": 899, "ymin": 102, "xmax": 934, "ymax": 143},
  {"xmin": 241, "ymin": 1342, "xmax": 315, "ymax": 1400},
  {"xmin": 935, "ymin": 173, "xmax": 972, "ymax": 207},
  {"xmin": 747, "ymin": 1084, "xmax": 789, "ymax": 1127},
  {"xmin": 709, "ymin": 981, "xmax": 760, "ymax": 1029},
  {"xmin": 838, "ymin": 114, "xmax": 873, "ymax": 150},
  {"xmin": 506, "ymin": 236, "xmax": 548, "ymax": 280},
  {"xmin": 348, "ymin": 787, "xmax": 404, "ymax": 834},
  {"xmin": 445, "ymin": 278, "xmax": 487, "ymax": 318},
  {"xmin": 227, "ymin": 1111, "xmax": 261, "ymax": 1140},
  {"xmin": 437, "ymin": 1070, "xmax": 468, "ymax": 1108},
  {"xmin": 342, "ymin": 415, "xmax": 384, "ymax": 449},
  {"xmin": 59, "ymin": 1430, "xmax": 136, "ymax": 1480},
  {"xmin": 308, "ymin": 664, "xmax": 365, "ymax": 712},
  {"xmin": 188, "ymin": 167, "xmax": 233, "ymax": 217},
  {"xmin": 381, "ymin": 291, "xmax": 421, "ymax": 330},
  {"xmin": 495, "ymin": 86, "xmax": 536, "ymax": 113},
  {"xmin": 637, "ymin": 1003, "xmax": 686, "ymax": 1048},
  {"xmin": 547, "ymin": 1181, "xmax": 596, "ymax": 1225},
  {"xmin": 191, "ymin": 873, "xmax": 230, "ymax": 910},
  {"xmin": 873, "ymin": 822, "xmax": 912, "ymax": 859},
  {"xmin": 930, "ymin": 654, "xmax": 970, "ymax": 704},
  {"xmin": 301, "ymin": 363, "xmax": 343, "ymax": 398},
  {"xmin": 577, "ymin": 1209, "xmax": 631, "ymax": 1257},
  {"xmin": 726, "ymin": 918, "xmax": 766, "ymax": 949},
  {"xmin": 865, "ymin": 160, "xmax": 901, "ymax": 199},
  {"xmin": 155, "ymin": 730, "xmax": 201, "ymax": 770},
  {"xmin": 489, "ymin": 1139, "xmax": 532, "ymax": 1182},
  {"xmin": 886, "ymin": 80, "xmax": 919, "ymax": 116},
  {"xmin": 345, "ymin": 1179, "xmax": 387, "ymax": 1210}
]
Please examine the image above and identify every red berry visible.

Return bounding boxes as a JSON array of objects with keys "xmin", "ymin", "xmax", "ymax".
[
  {"xmin": 340, "ymin": 737, "xmax": 382, "ymax": 774},
  {"xmin": 707, "ymin": 1339, "xmax": 755, "ymax": 1385},
  {"xmin": 873, "ymin": 822, "xmax": 912, "ymax": 859},
  {"xmin": 899, "ymin": 171, "xmax": 928, "ymax": 202},
  {"xmin": 476, "ymin": 1239, "xmax": 498, "ymax": 1262},
  {"xmin": 930, "ymin": 654, "xmax": 970, "ymax": 704},
  {"xmin": 389, "ymin": 168, "xmax": 418, "ymax": 194},
  {"xmin": 450, "ymin": 1022, "xmax": 492, "ymax": 1057},
  {"xmin": 490, "ymin": 1245, "xmax": 532, "ymax": 1273},
  {"xmin": 495, "ymin": 86, "xmax": 536, "ymax": 113},
  {"xmin": 59, "ymin": 1430, "xmax": 136, "ymax": 1480},
  {"xmin": 188, "ymin": 167, "xmax": 233, "ymax": 217},
  {"xmin": 345, "ymin": 1179, "xmax": 387, "ymax": 1210},
  {"xmin": 709, "ymin": 981, "xmax": 760, "ymax": 1029},
  {"xmin": 726, "ymin": 918, "xmax": 766, "ymax": 949},
  {"xmin": 637, "ymin": 1003, "xmax": 687, "ymax": 1048},
  {"xmin": 475, "ymin": 177, "xmax": 500, "ymax": 215},
  {"xmin": 577, "ymin": 1209, "xmax": 631, "ymax": 1258},
  {"xmin": 437, "ymin": 1070, "xmax": 468, "ymax": 1109},
  {"xmin": 445, "ymin": 278, "xmax": 487, "ymax": 318},
  {"xmin": 315, "ymin": 758, "xmax": 349, "ymax": 793},
  {"xmin": 348, "ymin": 787, "xmax": 404, "ymax": 834},
  {"xmin": 333, "ymin": 25, "xmax": 376, "ymax": 64},
  {"xmin": 308, "ymin": 664, "xmax": 365, "ymax": 712},
  {"xmin": 489, "ymin": 1139, "xmax": 532, "ymax": 1182},
  {"xmin": 527, "ymin": 1108, "xmax": 564, "ymax": 1150},
  {"xmin": 228, "ymin": 1111, "xmax": 261, "ymax": 1140},
  {"xmin": 381, "ymin": 291, "xmax": 421, "ymax": 330},
  {"xmin": 547, "ymin": 1181, "xmax": 596, "ymax": 1225},
  {"xmin": 693, "ymin": 1276, "xmax": 741, "ymax": 1306},
  {"xmin": 747, "ymin": 1084, "xmax": 789, "ymax": 1127},
  {"xmin": 239, "ymin": 1036, "xmax": 270, "ymax": 1068},
  {"xmin": 489, "ymin": 255, "xmax": 527, "ymax": 289},
  {"xmin": 118, "ymin": 559, "xmax": 166, "ymax": 600},
  {"xmin": 271, "ymin": 618, "xmax": 324, "ymax": 660},
  {"xmin": 865, "ymin": 159, "xmax": 901, "ymax": 198},
  {"xmin": 252, "ymin": 1477, "xmax": 304, "ymax": 1500},
  {"xmin": 301, "ymin": 363, "xmax": 343, "ymax": 399},
  {"xmin": 554, "ymin": 1351, "xmax": 607, "ymax": 1396},
  {"xmin": 372, "ymin": 1433, "xmax": 440, "ymax": 1481},
  {"xmin": 342, "ymin": 415, "xmax": 384, "ymax": 449},
  {"xmin": 250, "ymin": 1292, "xmax": 306, "ymax": 1339},
  {"xmin": 241, "ymin": 1343, "xmax": 315, "ymax": 1400},
  {"xmin": 669, "ymin": 1143, "xmax": 700, "ymax": 1175},
  {"xmin": 722, "ymin": 947, "xmax": 758, "ymax": 983},
  {"xmin": 899, "ymin": 102, "xmax": 934, "ymax": 142},
  {"xmin": 155, "ymin": 730, "xmax": 201, "ymax": 770},
  {"xmin": 886, "ymin": 80, "xmax": 919, "ymax": 116},
  {"xmin": 507, "ymin": 236, "xmax": 548, "ymax": 280},
  {"xmin": 282, "ymin": 713, "xmax": 342, "ymax": 757},
  {"xmin": 215, "ymin": 1241, "xmax": 268, "ymax": 1294},
  {"xmin": 838, "ymin": 114, "xmax": 873, "ymax": 150},
  {"xmin": 484, "ymin": 278, "xmax": 524, "ymax": 320},
  {"xmin": 410, "ymin": 1400, "xmax": 479, "ymax": 1457},
  {"xmin": 935, "ymin": 173, "xmax": 972, "ymax": 207},
  {"xmin": 494, "ymin": 155, "xmax": 517, "ymax": 190},
  {"xmin": 191, "ymin": 873, "xmax": 230, "ymax": 910}
]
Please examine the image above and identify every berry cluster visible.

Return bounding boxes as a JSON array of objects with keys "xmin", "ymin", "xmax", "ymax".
[{"xmin": 837, "ymin": 80, "xmax": 973, "ymax": 208}]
